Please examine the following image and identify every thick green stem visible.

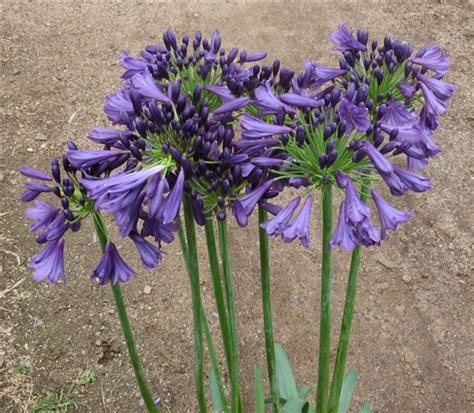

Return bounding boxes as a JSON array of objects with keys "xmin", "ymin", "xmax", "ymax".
[
  {"xmin": 217, "ymin": 218, "xmax": 242, "ymax": 413},
  {"xmin": 316, "ymin": 185, "xmax": 333, "ymax": 413},
  {"xmin": 257, "ymin": 206, "xmax": 279, "ymax": 412},
  {"xmin": 181, "ymin": 197, "xmax": 208, "ymax": 413},
  {"xmin": 203, "ymin": 217, "xmax": 233, "ymax": 386},
  {"xmin": 92, "ymin": 213, "xmax": 158, "ymax": 413},
  {"xmin": 328, "ymin": 185, "xmax": 369, "ymax": 413}
]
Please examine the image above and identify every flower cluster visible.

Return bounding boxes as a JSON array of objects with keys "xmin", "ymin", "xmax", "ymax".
[
  {"xmin": 238, "ymin": 23, "xmax": 454, "ymax": 249},
  {"xmin": 22, "ymin": 25, "xmax": 454, "ymax": 285}
]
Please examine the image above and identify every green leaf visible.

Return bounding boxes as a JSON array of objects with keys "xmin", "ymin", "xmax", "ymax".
[
  {"xmin": 338, "ymin": 368, "xmax": 359, "ymax": 413},
  {"xmin": 255, "ymin": 364, "xmax": 265, "ymax": 413},
  {"xmin": 281, "ymin": 397, "xmax": 308, "ymax": 413},
  {"xmin": 275, "ymin": 343, "xmax": 299, "ymax": 401},
  {"xmin": 209, "ymin": 366, "xmax": 225, "ymax": 412},
  {"xmin": 304, "ymin": 404, "xmax": 316, "ymax": 413},
  {"xmin": 297, "ymin": 384, "xmax": 310, "ymax": 400},
  {"xmin": 359, "ymin": 402, "xmax": 372, "ymax": 413}
]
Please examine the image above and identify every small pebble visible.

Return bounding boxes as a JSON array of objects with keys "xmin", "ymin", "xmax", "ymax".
[
  {"xmin": 143, "ymin": 285, "xmax": 152, "ymax": 294},
  {"xmin": 36, "ymin": 132, "xmax": 48, "ymax": 141},
  {"xmin": 26, "ymin": 147, "xmax": 34, "ymax": 153}
]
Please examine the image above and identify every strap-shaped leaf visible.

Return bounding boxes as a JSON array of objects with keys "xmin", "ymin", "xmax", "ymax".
[
  {"xmin": 298, "ymin": 384, "xmax": 310, "ymax": 400},
  {"xmin": 209, "ymin": 366, "xmax": 225, "ymax": 412},
  {"xmin": 255, "ymin": 364, "xmax": 265, "ymax": 413},
  {"xmin": 281, "ymin": 397, "xmax": 308, "ymax": 413},
  {"xmin": 275, "ymin": 343, "xmax": 299, "ymax": 401},
  {"xmin": 338, "ymin": 368, "xmax": 359, "ymax": 413}
]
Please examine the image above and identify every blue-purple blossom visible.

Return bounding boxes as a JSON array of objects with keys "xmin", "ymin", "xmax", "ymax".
[
  {"xmin": 130, "ymin": 68, "xmax": 171, "ymax": 104},
  {"xmin": 26, "ymin": 200, "xmax": 61, "ymax": 232},
  {"xmin": 240, "ymin": 114, "xmax": 293, "ymax": 139},
  {"xmin": 261, "ymin": 196, "xmax": 300, "ymax": 236},
  {"xmin": 232, "ymin": 180, "xmax": 274, "ymax": 227},
  {"xmin": 129, "ymin": 232, "xmax": 162, "ymax": 269},
  {"xmin": 213, "ymin": 96, "xmax": 250, "ymax": 115},
  {"xmin": 281, "ymin": 195, "xmax": 313, "ymax": 248},
  {"xmin": 91, "ymin": 242, "xmax": 136, "ymax": 285},
  {"xmin": 409, "ymin": 45, "xmax": 449, "ymax": 75},
  {"xmin": 329, "ymin": 202, "xmax": 357, "ymax": 250},
  {"xmin": 104, "ymin": 90, "xmax": 135, "ymax": 125},
  {"xmin": 88, "ymin": 127, "xmax": 132, "ymax": 145},
  {"xmin": 371, "ymin": 190, "xmax": 411, "ymax": 238},
  {"xmin": 339, "ymin": 99, "xmax": 370, "ymax": 132},
  {"xmin": 67, "ymin": 149, "xmax": 126, "ymax": 169},
  {"xmin": 20, "ymin": 166, "xmax": 52, "ymax": 181},
  {"xmin": 252, "ymin": 82, "xmax": 295, "ymax": 115},
  {"xmin": 29, "ymin": 239, "xmax": 65, "ymax": 283},
  {"xmin": 330, "ymin": 23, "xmax": 367, "ymax": 52}
]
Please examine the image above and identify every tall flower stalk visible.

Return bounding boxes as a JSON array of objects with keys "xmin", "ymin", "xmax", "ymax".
[{"xmin": 92, "ymin": 213, "xmax": 159, "ymax": 413}]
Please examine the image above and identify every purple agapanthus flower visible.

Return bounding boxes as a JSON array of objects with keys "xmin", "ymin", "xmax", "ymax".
[
  {"xmin": 88, "ymin": 127, "xmax": 132, "ymax": 146},
  {"xmin": 66, "ymin": 149, "xmax": 126, "ymax": 169},
  {"xmin": 281, "ymin": 195, "xmax": 313, "ymax": 248},
  {"xmin": 213, "ymin": 96, "xmax": 250, "ymax": 115},
  {"xmin": 409, "ymin": 45, "xmax": 449, "ymax": 75},
  {"xmin": 261, "ymin": 196, "xmax": 300, "ymax": 236},
  {"xmin": 21, "ymin": 182, "xmax": 52, "ymax": 202},
  {"xmin": 232, "ymin": 180, "xmax": 274, "ymax": 227},
  {"xmin": 329, "ymin": 202, "xmax": 357, "ymax": 250},
  {"xmin": 26, "ymin": 200, "xmax": 61, "ymax": 232},
  {"xmin": 339, "ymin": 99, "xmax": 370, "ymax": 132},
  {"xmin": 279, "ymin": 93, "xmax": 322, "ymax": 109},
  {"xmin": 104, "ymin": 90, "xmax": 135, "ymax": 125},
  {"xmin": 252, "ymin": 82, "xmax": 295, "ymax": 115},
  {"xmin": 129, "ymin": 232, "xmax": 162, "ymax": 269},
  {"xmin": 418, "ymin": 74, "xmax": 455, "ymax": 118},
  {"xmin": 130, "ymin": 68, "xmax": 171, "ymax": 104},
  {"xmin": 371, "ymin": 190, "xmax": 411, "ymax": 238},
  {"xmin": 330, "ymin": 23, "xmax": 367, "ymax": 52},
  {"xmin": 240, "ymin": 114, "xmax": 293, "ymax": 139},
  {"xmin": 381, "ymin": 100, "xmax": 418, "ymax": 126},
  {"xmin": 20, "ymin": 166, "xmax": 52, "ymax": 181},
  {"xmin": 29, "ymin": 239, "xmax": 65, "ymax": 283},
  {"xmin": 120, "ymin": 50, "xmax": 155, "ymax": 79},
  {"xmin": 91, "ymin": 242, "xmax": 136, "ymax": 285}
]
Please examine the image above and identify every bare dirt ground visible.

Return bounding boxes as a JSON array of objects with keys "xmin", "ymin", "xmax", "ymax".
[{"xmin": 1, "ymin": 1, "xmax": 473, "ymax": 412}]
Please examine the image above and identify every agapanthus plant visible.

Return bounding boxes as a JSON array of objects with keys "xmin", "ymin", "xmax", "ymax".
[
  {"xmin": 22, "ymin": 24, "xmax": 453, "ymax": 413},
  {"xmin": 239, "ymin": 23, "xmax": 453, "ymax": 413}
]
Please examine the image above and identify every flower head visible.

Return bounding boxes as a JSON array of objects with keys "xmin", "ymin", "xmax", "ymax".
[{"xmin": 91, "ymin": 242, "xmax": 136, "ymax": 285}]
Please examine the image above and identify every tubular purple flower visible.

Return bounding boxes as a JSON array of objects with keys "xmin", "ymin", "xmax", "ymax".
[
  {"xmin": 261, "ymin": 196, "xmax": 300, "ymax": 236},
  {"xmin": 22, "ymin": 182, "xmax": 52, "ymax": 202},
  {"xmin": 240, "ymin": 114, "xmax": 293, "ymax": 139},
  {"xmin": 371, "ymin": 189, "xmax": 411, "ymax": 238},
  {"xmin": 104, "ymin": 90, "xmax": 135, "ymax": 125},
  {"xmin": 253, "ymin": 82, "xmax": 295, "ymax": 115},
  {"xmin": 279, "ymin": 93, "xmax": 322, "ymax": 109},
  {"xmin": 339, "ymin": 98, "xmax": 370, "ymax": 132},
  {"xmin": 20, "ymin": 166, "xmax": 52, "ymax": 181},
  {"xmin": 381, "ymin": 100, "xmax": 418, "ymax": 126},
  {"xmin": 418, "ymin": 74, "xmax": 455, "ymax": 102},
  {"xmin": 162, "ymin": 170, "xmax": 185, "ymax": 224},
  {"xmin": 81, "ymin": 165, "xmax": 165, "ymax": 202},
  {"xmin": 363, "ymin": 141, "xmax": 394, "ymax": 175},
  {"xmin": 355, "ymin": 216, "xmax": 381, "ymax": 247},
  {"xmin": 26, "ymin": 200, "xmax": 61, "ymax": 232},
  {"xmin": 206, "ymin": 85, "xmax": 235, "ymax": 103},
  {"xmin": 91, "ymin": 242, "xmax": 136, "ymax": 285},
  {"xmin": 66, "ymin": 149, "xmax": 126, "ymax": 168},
  {"xmin": 281, "ymin": 195, "xmax": 313, "ymax": 248},
  {"xmin": 393, "ymin": 165, "xmax": 432, "ymax": 192},
  {"xmin": 120, "ymin": 50, "xmax": 152, "ymax": 79},
  {"xmin": 397, "ymin": 82, "xmax": 417, "ymax": 99},
  {"xmin": 243, "ymin": 51, "xmax": 267, "ymax": 62},
  {"xmin": 232, "ymin": 179, "xmax": 274, "ymax": 227},
  {"xmin": 213, "ymin": 96, "xmax": 250, "ymax": 115},
  {"xmin": 330, "ymin": 23, "xmax": 367, "ymax": 52},
  {"xmin": 251, "ymin": 157, "xmax": 284, "ymax": 168},
  {"xmin": 343, "ymin": 177, "xmax": 371, "ymax": 224},
  {"xmin": 130, "ymin": 68, "xmax": 171, "ymax": 104},
  {"xmin": 129, "ymin": 232, "xmax": 162, "ymax": 269},
  {"xmin": 409, "ymin": 45, "xmax": 449, "ymax": 75},
  {"xmin": 303, "ymin": 61, "xmax": 347, "ymax": 88},
  {"xmin": 29, "ymin": 239, "xmax": 65, "ymax": 283},
  {"xmin": 329, "ymin": 202, "xmax": 357, "ymax": 250},
  {"xmin": 88, "ymin": 127, "xmax": 132, "ymax": 145}
]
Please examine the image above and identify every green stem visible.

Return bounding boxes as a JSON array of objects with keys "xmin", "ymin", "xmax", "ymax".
[
  {"xmin": 316, "ymin": 184, "xmax": 333, "ymax": 413},
  {"xmin": 181, "ymin": 197, "xmax": 208, "ymax": 413},
  {"xmin": 217, "ymin": 218, "xmax": 242, "ymax": 413},
  {"xmin": 258, "ymin": 206, "xmax": 279, "ymax": 412},
  {"xmin": 179, "ymin": 216, "xmax": 228, "ymax": 411},
  {"xmin": 203, "ymin": 217, "xmax": 233, "ymax": 387},
  {"xmin": 92, "ymin": 213, "xmax": 158, "ymax": 413},
  {"xmin": 327, "ymin": 184, "xmax": 369, "ymax": 413}
]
